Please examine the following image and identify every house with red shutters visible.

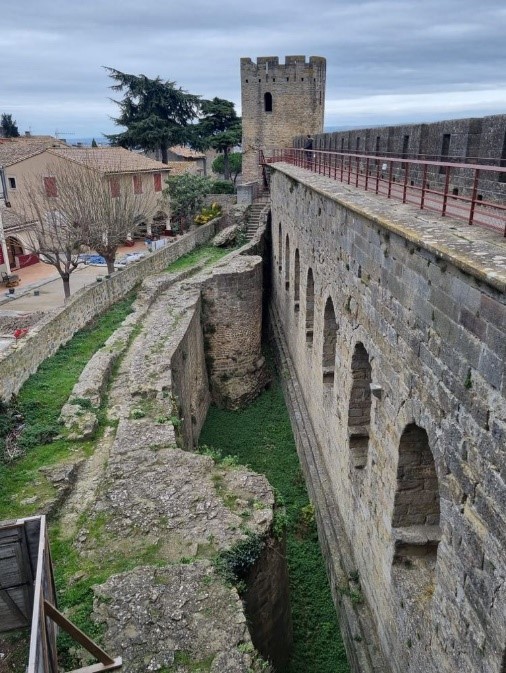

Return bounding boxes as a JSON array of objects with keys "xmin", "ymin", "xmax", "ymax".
[{"xmin": 0, "ymin": 141, "xmax": 170, "ymax": 273}]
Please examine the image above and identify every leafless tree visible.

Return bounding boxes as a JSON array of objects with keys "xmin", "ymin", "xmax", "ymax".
[
  {"xmin": 22, "ymin": 155, "xmax": 164, "ymax": 297},
  {"xmin": 74, "ymin": 162, "xmax": 162, "ymax": 274},
  {"xmin": 22, "ymin": 192, "xmax": 86, "ymax": 300}
]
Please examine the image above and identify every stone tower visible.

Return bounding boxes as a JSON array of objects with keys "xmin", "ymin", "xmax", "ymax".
[{"xmin": 240, "ymin": 55, "xmax": 326, "ymax": 184}]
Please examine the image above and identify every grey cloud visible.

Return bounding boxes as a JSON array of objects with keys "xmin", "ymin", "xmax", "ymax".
[{"xmin": 2, "ymin": 0, "xmax": 505, "ymax": 135}]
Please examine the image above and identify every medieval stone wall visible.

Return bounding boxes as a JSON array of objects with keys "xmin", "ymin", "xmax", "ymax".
[
  {"xmin": 270, "ymin": 163, "xmax": 506, "ymax": 673},
  {"xmin": 0, "ymin": 221, "xmax": 217, "ymax": 402},
  {"xmin": 241, "ymin": 55, "xmax": 326, "ymax": 184},
  {"xmin": 294, "ymin": 114, "xmax": 506, "ymax": 201}
]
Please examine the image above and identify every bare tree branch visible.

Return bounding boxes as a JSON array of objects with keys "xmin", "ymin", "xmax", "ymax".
[{"xmin": 21, "ymin": 154, "xmax": 165, "ymax": 296}]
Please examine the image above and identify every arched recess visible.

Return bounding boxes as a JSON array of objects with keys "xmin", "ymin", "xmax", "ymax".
[
  {"xmin": 322, "ymin": 297, "xmax": 338, "ymax": 387},
  {"xmin": 347, "ymin": 342, "xmax": 372, "ymax": 469},
  {"xmin": 285, "ymin": 234, "xmax": 290, "ymax": 291},
  {"xmin": 392, "ymin": 423, "xmax": 441, "ymax": 564},
  {"xmin": 264, "ymin": 92, "xmax": 273, "ymax": 112},
  {"xmin": 278, "ymin": 223, "xmax": 282, "ymax": 272},
  {"xmin": 305, "ymin": 268, "xmax": 314, "ymax": 346},
  {"xmin": 294, "ymin": 249, "xmax": 300, "ymax": 313},
  {"xmin": 6, "ymin": 236, "xmax": 25, "ymax": 270}
]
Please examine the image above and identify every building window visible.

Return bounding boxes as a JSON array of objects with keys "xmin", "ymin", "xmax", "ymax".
[
  {"xmin": 305, "ymin": 268, "xmax": 315, "ymax": 346},
  {"xmin": 285, "ymin": 234, "xmax": 290, "ymax": 291},
  {"xmin": 8, "ymin": 177, "xmax": 16, "ymax": 189},
  {"xmin": 154, "ymin": 173, "xmax": 162, "ymax": 192},
  {"xmin": 264, "ymin": 92, "xmax": 273, "ymax": 113},
  {"xmin": 278, "ymin": 223, "xmax": 282, "ymax": 272},
  {"xmin": 110, "ymin": 177, "xmax": 120, "ymax": 198},
  {"xmin": 440, "ymin": 133, "xmax": 451, "ymax": 173},
  {"xmin": 44, "ymin": 177, "xmax": 57, "ymax": 198},
  {"xmin": 402, "ymin": 134, "xmax": 410, "ymax": 158},
  {"xmin": 294, "ymin": 249, "xmax": 300, "ymax": 313},
  {"xmin": 133, "ymin": 174, "xmax": 143, "ymax": 194}
]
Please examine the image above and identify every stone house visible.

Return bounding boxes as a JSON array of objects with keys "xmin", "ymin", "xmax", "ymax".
[
  {"xmin": 148, "ymin": 145, "xmax": 208, "ymax": 175},
  {"xmin": 0, "ymin": 144, "xmax": 170, "ymax": 271}
]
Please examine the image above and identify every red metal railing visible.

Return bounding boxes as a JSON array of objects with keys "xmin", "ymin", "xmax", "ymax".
[{"xmin": 261, "ymin": 148, "xmax": 506, "ymax": 236}]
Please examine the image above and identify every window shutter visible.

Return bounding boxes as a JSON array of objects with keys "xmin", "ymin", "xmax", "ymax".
[
  {"xmin": 110, "ymin": 177, "xmax": 120, "ymax": 198},
  {"xmin": 154, "ymin": 173, "xmax": 162, "ymax": 192},
  {"xmin": 133, "ymin": 174, "xmax": 143, "ymax": 194},
  {"xmin": 44, "ymin": 177, "xmax": 57, "ymax": 197}
]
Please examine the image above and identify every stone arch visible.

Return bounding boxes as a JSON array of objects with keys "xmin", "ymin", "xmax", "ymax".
[
  {"xmin": 392, "ymin": 423, "xmax": 441, "ymax": 564},
  {"xmin": 322, "ymin": 297, "xmax": 337, "ymax": 387},
  {"xmin": 305, "ymin": 268, "xmax": 315, "ymax": 346},
  {"xmin": 278, "ymin": 223, "xmax": 282, "ymax": 272},
  {"xmin": 264, "ymin": 92, "xmax": 273, "ymax": 113},
  {"xmin": 347, "ymin": 342, "xmax": 372, "ymax": 469},
  {"xmin": 294, "ymin": 249, "xmax": 300, "ymax": 313},
  {"xmin": 285, "ymin": 234, "xmax": 290, "ymax": 290}
]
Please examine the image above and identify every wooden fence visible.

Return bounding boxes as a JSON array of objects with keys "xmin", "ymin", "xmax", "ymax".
[{"xmin": 0, "ymin": 516, "xmax": 121, "ymax": 673}]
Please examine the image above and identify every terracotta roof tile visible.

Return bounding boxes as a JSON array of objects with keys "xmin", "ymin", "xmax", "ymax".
[
  {"xmin": 47, "ymin": 147, "xmax": 171, "ymax": 174},
  {"xmin": 0, "ymin": 137, "xmax": 67, "ymax": 167},
  {"xmin": 169, "ymin": 145, "xmax": 206, "ymax": 159},
  {"xmin": 165, "ymin": 162, "xmax": 194, "ymax": 175}
]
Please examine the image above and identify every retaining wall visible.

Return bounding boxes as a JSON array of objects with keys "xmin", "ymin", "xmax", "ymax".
[{"xmin": 0, "ymin": 221, "xmax": 217, "ymax": 402}]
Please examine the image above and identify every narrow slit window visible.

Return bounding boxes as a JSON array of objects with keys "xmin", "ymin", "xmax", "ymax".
[
  {"xmin": 294, "ymin": 249, "xmax": 300, "ymax": 313},
  {"xmin": 264, "ymin": 92, "xmax": 273, "ymax": 113},
  {"xmin": 305, "ymin": 268, "xmax": 315, "ymax": 346},
  {"xmin": 322, "ymin": 297, "xmax": 338, "ymax": 387}
]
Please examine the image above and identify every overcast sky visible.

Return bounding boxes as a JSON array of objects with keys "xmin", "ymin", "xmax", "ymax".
[{"xmin": 2, "ymin": 0, "xmax": 505, "ymax": 139}]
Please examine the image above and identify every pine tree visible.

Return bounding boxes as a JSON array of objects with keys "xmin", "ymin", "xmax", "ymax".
[
  {"xmin": 105, "ymin": 67, "xmax": 200, "ymax": 164},
  {"xmin": 1, "ymin": 114, "xmax": 20, "ymax": 138},
  {"xmin": 191, "ymin": 98, "xmax": 241, "ymax": 180}
]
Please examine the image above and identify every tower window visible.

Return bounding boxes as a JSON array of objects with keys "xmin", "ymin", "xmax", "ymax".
[{"xmin": 264, "ymin": 92, "xmax": 273, "ymax": 113}]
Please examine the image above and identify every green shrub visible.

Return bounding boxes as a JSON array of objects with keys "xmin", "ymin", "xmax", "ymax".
[{"xmin": 210, "ymin": 180, "xmax": 235, "ymax": 194}]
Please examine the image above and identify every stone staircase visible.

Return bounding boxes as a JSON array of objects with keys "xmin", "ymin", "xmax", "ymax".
[{"xmin": 245, "ymin": 197, "xmax": 270, "ymax": 240}]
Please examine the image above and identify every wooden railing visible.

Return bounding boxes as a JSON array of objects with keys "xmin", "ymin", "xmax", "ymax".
[{"xmin": 0, "ymin": 516, "xmax": 121, "ymax": 673}]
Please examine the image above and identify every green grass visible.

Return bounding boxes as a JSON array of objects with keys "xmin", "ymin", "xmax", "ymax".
[
  {"xmin": 0, "ymin": 291, "xmax": 137, "ymax": 519},
  {"xmin": 166, "ymin": 245, "xmax": 231, "ymax": 273},
  {"xmin": 199, "ymin": 377, "xmax": 350, "ymax": 673}
]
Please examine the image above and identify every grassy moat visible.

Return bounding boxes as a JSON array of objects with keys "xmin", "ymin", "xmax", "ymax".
[
  {"xmin": 199, "ymin": 376, "xmax": 350, "ymax": 673},
  {"xmin": 0, "ymin": 242, "xmax": 349, "ymax": 672}
]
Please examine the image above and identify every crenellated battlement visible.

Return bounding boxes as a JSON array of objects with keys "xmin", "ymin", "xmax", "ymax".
[{"xmin": 241, "ymin": 55, "xmax": 326, "ymax": 183}]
